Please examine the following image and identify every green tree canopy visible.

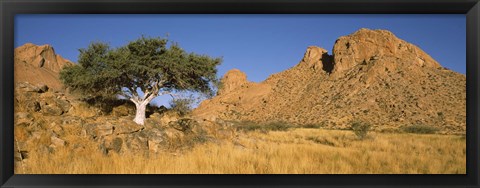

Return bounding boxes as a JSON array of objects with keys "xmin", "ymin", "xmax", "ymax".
[{"xmin": 60, "ymin": 36, "xmax": 222, "ymax": 125}]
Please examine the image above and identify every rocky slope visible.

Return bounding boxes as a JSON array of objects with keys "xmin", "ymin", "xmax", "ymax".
[
  {"xmin": 14, "ymin": 81, "xmax": 232, "ymax": 171},
  {"xmin": 193, "ymin": 28, "xmax": 466, "ymax": 134},
  {"xmin": 14, "ymin": 44, "xmax": 234, "ymax": 171},
  {"xmin": 14, "ymin": 43, "xmax": 74, "ymax": 91}
]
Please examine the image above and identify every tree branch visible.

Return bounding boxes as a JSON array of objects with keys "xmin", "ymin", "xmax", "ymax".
[
  {"xmin": 143, "ymin": 91, "xmax": 151, "ymax": 100},
  {"xmin": 145, "ymin": 92, "xmax": 157, "ymax": 104},
  {"xmin": 130, "ymin": 98, "xmax": 139, "ymax": 106},
  {"xmin": 143, "ymin": 78, "xmax": 166, "ymax": 101},
  {"xmin": 128, "ymin": 87, "xmax": 136, "ymax": 96}
]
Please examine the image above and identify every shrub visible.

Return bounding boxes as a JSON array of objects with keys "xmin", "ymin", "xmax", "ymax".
[
  {"xmin": 349, "ymin": 120, "xmax": 371, "ymax": 140},
  {"xmin": 263, "ymin": 121, "xmax": 293, "ymax": 131},
  {"xmin": 401, "ymin": 124, "xmax": 439, "ymax": 134},
  {"xmin": 168, "ymin": 118, "xmax": 199, "ymax": 132},
  {"xmin": 299, "ymin": 124, "xmax": 322, "ymax": 129},
  {"xmin": 234, "ymin": 121, "xmax": 293, "ymax": 133},
  {"xmin": 189, "ymin": 128, "xmax": 209, "ymax": 145},
  {"xmin": 169, "ymin": 97, "xmax": 194, "ymax": 116},
  {"xmin": 298, "ymin": 121, "xmax": 326, "ymax": 129},
  {"xmin": 233, "ymin": 121, "xmax": 263, "ymax": 132},
  {"xmin": 168, "ymin": 128, "xmax": 210, "ymax": 150}
]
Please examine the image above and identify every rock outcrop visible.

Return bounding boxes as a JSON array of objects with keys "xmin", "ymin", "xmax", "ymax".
[
  {"xmin": 14, "ymin": 43, "xmax": 74, "ymax": 91},
  {"xmin": 14, "ymin": 82, "xmax": 230, "ymax": 172},
  {"xmin": 193, "ymin": 28, "xmax": 466, "ymax": 134},
  {"xmin": 331, "ymin": 28, "xmax": 441, "ymax": 75}
]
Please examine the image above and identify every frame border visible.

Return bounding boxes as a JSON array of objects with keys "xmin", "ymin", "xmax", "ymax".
[{"xmin": 1, "ymin": 0, "xmax": 479, "ymax": 187}]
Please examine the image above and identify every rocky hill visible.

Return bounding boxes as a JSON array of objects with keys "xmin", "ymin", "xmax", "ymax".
[
  {"xmin": 193, "ymin": 28, "xmax": 466, "ymax": 134},
  {"xmin": 13, "ymin": 44, "xmax": 234, "ymax": 171},
  {"xmin": 14, "ymin": 43, "xmax": 74, "ymax": 91},
  {"xmin": 14, "ymin": 81, "xmax": 233, "ymax": 167}
]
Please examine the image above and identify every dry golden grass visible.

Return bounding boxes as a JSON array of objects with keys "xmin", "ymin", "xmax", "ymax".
[{"xmin": 16, "ymin": 128, "xmax": 465, "ymax": 174}]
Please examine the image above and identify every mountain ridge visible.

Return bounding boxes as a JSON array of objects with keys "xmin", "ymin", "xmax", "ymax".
[{"xmin": 193, "ymin": 28, "xmax": 466, "ymax": 134}]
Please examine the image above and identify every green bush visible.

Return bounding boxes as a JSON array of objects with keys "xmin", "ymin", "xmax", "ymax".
[
  {"xmin": 350, "ymin": 120, "xmax": 371, "ymax": 140},
  {"xmin": 234, "ymin": 121, "xmax": 293, "ymax": 133},
  {"xmin": 263, "ymin": 121, "xmax": 293, "ymax": 131},
  {"xmin": 190, "ymin": 128, "xmax": 209, "ymax": 144},
  {"xmin": 298, "ymin": 121, "xmax": 326, "ymax": 129},
  {"xmin": 170, "ymin": 128, "xmax": 210, "ymax": 150},
  {"xmin": 169, "ymin": 97, "xmax": 194, "ymax": 116},
  {"xmin": 401, "ymin": 124, "xmax": 439, "ymax": 134},
  {"xmin": 234, "ymin": 121, "xmax": 262, "ymax": 132}
]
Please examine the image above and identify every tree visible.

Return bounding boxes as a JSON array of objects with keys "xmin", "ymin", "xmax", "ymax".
[{"xmin": 60, "ymin": 36, "xmax": 222, "ymax": 125}]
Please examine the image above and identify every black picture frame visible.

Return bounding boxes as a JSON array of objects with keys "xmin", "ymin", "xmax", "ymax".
[{"xmin": 1, "ymin": 0, "xmax": 479, "ymax": 188}]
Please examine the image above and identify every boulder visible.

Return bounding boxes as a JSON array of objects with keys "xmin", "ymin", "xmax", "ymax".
[
  {"xmin": 85, "ymin": 123, "xmax": 114, "ymax": 138},
  {"xmin": 68, "ymin": 102, "xmax": 98, "ymax": 118},
  {"xmin": 55, "ymin": 98, "xmax": 71, "ymax": 113},
  {"xmin": 112, "ymin": 105, "xmax": 133, "ymax": 117},
  {"xmin": 163, "ymin": 127, "xmax": 185, "ymax": 140},
  {"xmin": 49, "ymin": 122, "xmax": 64, "ymax": 136},
  {"xmin": 41, "ymin": 104, "xmax": 64, "ymax": 116},
  {"xmin": 49, "ymin": 136, "xmax": 66, "ymax": 148},
  {"xmin": 113, "ymin": 119, "xmax": 144, "ymax": 135},
  {"xmin": 61, "ymin": 116, "xmax": 85, "ymax": 127},
  {"xmin": 38, "ymin": 93, "xmax": 71, "ymax": 115},
  {"xmin": 25, "ymin": 100, "xmax": 41, "ymax": 112},
  {"xmin": 124, "ymin": 132, "xmax": 148, "ymax": 152},
  {"xmin": 111, "ymin": 137, "xmax": 123, "ymax": 153},
  {"xmin": 101, "ymin": 136, "xmax": 124, "ymax": 154},
  {"xmin": 15, "ymin": 112, "xmax": 33, "ymax": 127},
  {"xmin": 158, "ymin": 111, "xmax": 180, "ymax": 126},
  {"xmin": 168, "ymin": 118, "xmax": 199, "ymax": 132},
  {"xmin": 145, "ymin": 128, "xmax": 166, "ymax": 153},
  {"xmin": 15, "ymin": 82, "xmax": 44, "ymax": 93}
]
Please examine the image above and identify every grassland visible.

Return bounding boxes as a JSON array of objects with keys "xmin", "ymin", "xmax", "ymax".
[{"xmin": 16, "ymin": 127, "xmax": 466, "ymax": 174}]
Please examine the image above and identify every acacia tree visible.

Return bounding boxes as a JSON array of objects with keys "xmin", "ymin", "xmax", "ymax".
[{"xmin": 60, "ymin": 36, "xmax": 222, "ymax": 125}]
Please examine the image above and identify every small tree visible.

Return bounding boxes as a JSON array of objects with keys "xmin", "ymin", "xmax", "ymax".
[
  {"xmin": 350, "ymin": 120, "xmax": 371, "ymax": 140},
  {"xmin": 60, "ymin": 36, "xmax": 222, "ymax": 125},
  {"xmin": 169, "ymin": 96, "xmax": 195, "ymax": 116}
]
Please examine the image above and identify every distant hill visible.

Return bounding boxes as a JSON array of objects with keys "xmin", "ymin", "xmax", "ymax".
[
  {"xmin": 14, "ymin": 43, "xmax": 74, "ymax": 91},
  {"xmin": 193, "ymin": 28, "xmax": 466, "ymax": 134}
]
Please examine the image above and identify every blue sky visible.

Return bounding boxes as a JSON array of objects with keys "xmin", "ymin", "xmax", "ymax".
[{"xmin": 15, "ymin": 14, "xmax": 466, "ymax": 107}]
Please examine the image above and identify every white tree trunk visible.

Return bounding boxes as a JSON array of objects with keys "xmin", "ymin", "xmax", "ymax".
[
  {"xmin": 130, "ymin": 90, "xmax": 158, "ymax": 125},
  {"xmin": 133, "ymin": 102, "xmax": 147, "ymax": 125}
]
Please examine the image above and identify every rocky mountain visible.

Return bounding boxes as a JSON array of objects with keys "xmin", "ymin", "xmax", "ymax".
[
  {"xmin": 193, "ymin": 28, "xmax": 466, "ymax": 134},
  {"xmin": 14, "ymin": 43, "xmax": 74, "ymax": 91}
]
